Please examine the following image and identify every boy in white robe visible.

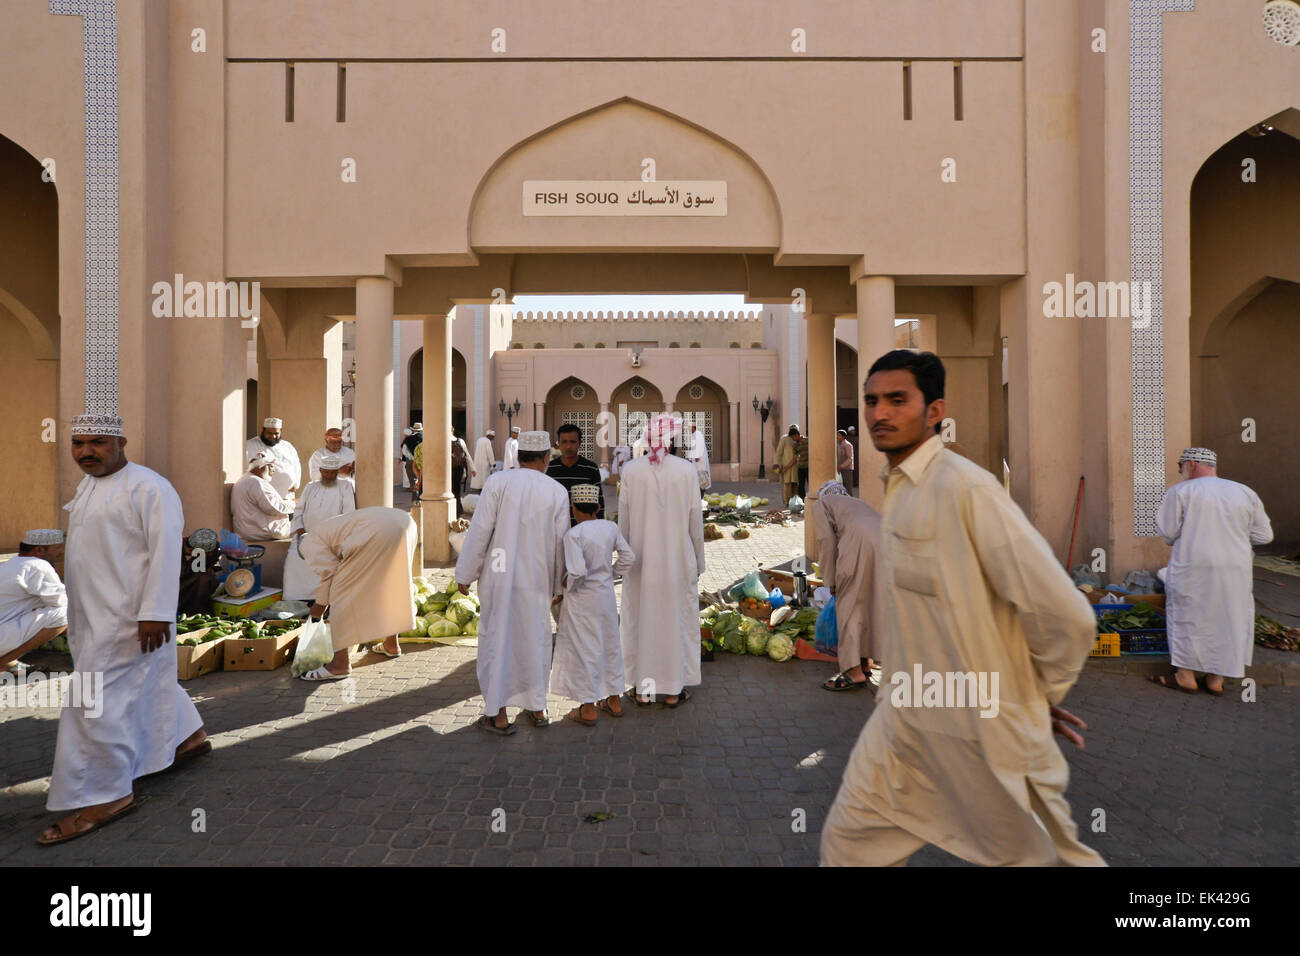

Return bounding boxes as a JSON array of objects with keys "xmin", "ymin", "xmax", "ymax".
[
  {"xmin": 40, "ymin": 414, "xmax": 208, "ymax": 845},
  {"xmin": 0, "ymin": 529, "xmax": 68, "ymax": 671},
  {"xmin": 282, "ymin": 456, "xmax": 357, "ymax": 600},
  {"xmin": 552, "ymin": 484, "xmax": 636, "ymax": 725},
  {"xmin": 503, "ymin": 426, "xmax": 521, "ymax": 470},
  {"xmin": 1152, "ymin": 447, "xmax": 1273, "ymax": 694},
  {"xmin": 456, "ymin": 431, "xmax": 569, "ymax": 735},
  {"xmin": 471, "ymin": 430, "xmax": 496, "ymax": 491}
]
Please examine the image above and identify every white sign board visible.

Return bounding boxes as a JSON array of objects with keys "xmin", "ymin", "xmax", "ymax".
[{"xmin": 523, "ymin": 180, "xmax": 727, "ymax": 216}]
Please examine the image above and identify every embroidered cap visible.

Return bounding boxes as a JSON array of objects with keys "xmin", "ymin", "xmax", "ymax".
[
  {"xmin": 263, "ymin": 417, "xmax": 283, "ymax": 428},
  {"xmin": 518, "ymin": 430, "xmax": 551, "ymax": 452},
  {"xmin": 319, "ymin": 454, "xmax": 341, "ymax": 469},
  {"xmin": 22, "ymin": 529, "xmax": 64, "ymax": 546},
  {"xmin": 571, "ymin": 484, "xmax": 601, "ymax": 505},
  {"xmin": 1178, "ymin": 447, "xmax": 1217, "ymax": 467},
  {"xmin": 70, "ymin": 413, "xmax": 125, "ymax": 438},
  {"xmin": 248, "ymin": 451, "xmax": 276, "ymax": 469}
]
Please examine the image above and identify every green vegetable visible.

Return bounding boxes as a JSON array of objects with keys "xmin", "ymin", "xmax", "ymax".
[
  {"xmin": 425, "ymin": 616, "xmax": 462, "ymax": 638},
  {"xmin": 1097, "ymin": 604, "xmax": 1164, "ymax": 631},
  {"xmin": 444, "ymin": 595, "xmax": 477, "ymax": 627},
  {"xmin": 745, "ymin": 623, "xmax": 771, "ymax": 656},
  {"xmin": 767, "ymin": 633, "xmax": 795, "ymax": 662}
]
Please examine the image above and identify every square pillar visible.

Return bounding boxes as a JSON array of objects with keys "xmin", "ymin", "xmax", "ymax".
[
  {"xmin": 856, "ymin": 276, "xmax": 897, "ymax": 510},
  {"xmin": 804, "ymin": 312, "xmax": 837, "ymax": 560},
  {"xmin": 355, "ymin": 277, "xmax": 395, "ymax": 508},
  {"xmin": 421, "ymin": 312, "xmax": 456, "ymax": 564},
  {"xmin": 728, "ymin": 400, "xmax": 740, "ymax": 482}
]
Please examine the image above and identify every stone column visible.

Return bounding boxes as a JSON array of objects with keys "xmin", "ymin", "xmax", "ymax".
[
  {"xmin": 355, "ymin": 277, "xmax": 395, "ymax": 508},
  {"xmin": 421, "ymin": 313, "xmax": 456, "ymax": 564},
  {"xmin": 728, "ymin": 400, "xmax": 740, "ymax": 482},
  {"xmin": 856, "ymin": 276, "xmax": 896, "ymax": 510},
  {"xmin": 534, "ymin": 402, "xmax": 545, "ymax": 431},
  {"xmin": 805, "ymin": 312, "xmax": 836, "ymax": 559},
  {"xmin": 598, "ymin": 401, "xmax": 612, "ymax": 468}
]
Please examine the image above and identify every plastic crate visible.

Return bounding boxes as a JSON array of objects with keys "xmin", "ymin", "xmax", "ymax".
[
  {"xmin": 1120, "ymin": 631, "xmax": 1169, "ymax": 655},
  {"xmin": 1090, "ymin": 632, "xmax": 1120, "ymax": 658}
]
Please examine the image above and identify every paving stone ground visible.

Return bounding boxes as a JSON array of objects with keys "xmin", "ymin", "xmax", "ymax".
[{"xmin": 2, "ymin": 483, "xmax": 1296, "ymax": 866}]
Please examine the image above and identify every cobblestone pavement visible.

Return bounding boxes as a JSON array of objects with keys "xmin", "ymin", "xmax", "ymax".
[{"xmin": 2, "ymin": 496, "xmax": 1296, "ymax": 866}]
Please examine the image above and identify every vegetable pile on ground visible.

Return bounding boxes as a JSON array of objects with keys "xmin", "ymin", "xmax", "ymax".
[
  {"xmin": 175, "ymin": 614, "xmax": 300, "ymax": 645},
  {"xmin": 701, "ymin": 603, "xmax": 817, "ymax": 663},
  {"xmin": 403, "ymin": 576, "xmax": 481, "ymax": 639},
  {"xmin": 1255, "ymin": 615, "xmax": 1300, "ymax": 652},
  {"xmin": 704, "ymin": 492, "xmax": 769, "ymax": 510},
  {"xmin": 1094, "ymin": 604, "xmax": 1165, "ymax": 632}
]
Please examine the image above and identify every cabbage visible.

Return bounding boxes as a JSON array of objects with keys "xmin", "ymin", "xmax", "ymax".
[
  {"xmin": 745, "ymin": 623, "xmax": 771, "ymax": 656},
  {"xmin": 426, "ymin": 616, "xmax": 463, "ymax": 638},
  {"xmin": 462, "ymin": 618, "xmax": 478, "ymax": 636},
  {"xmin": 767, "ymin": 633, "xmax": 794, "ymax": 662},
  {"xmin": 444, "ymin": 595, "xmax": 477, "ymax": 626},
  {"xmin": 444, "ymin": 578, "xmax": 461, "ymax": 597}
]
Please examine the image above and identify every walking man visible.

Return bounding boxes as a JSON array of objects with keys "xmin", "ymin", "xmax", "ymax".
[
  {"xmin": 821, "ymin": 351, "xmax": 1103, "ymax": 867},
  {"xmin": 41, "ymin": 414, "xmax": 208, "ymax": 845},
  {"xmin": 836, "ymin": 429, "xmax": 855, "ymax": 497},
  {"xmin": 455, "ymin": 431, "xmax": 569, "ymax": 734},
  {"xmin": 1151, "ymin": 447, "xmax": 1273, "ymax": 695},
  {"xmin": 471, "ymin": 429, "xmax": 496, "ymax": 492},
  {"xmin": 774, "ymin": 425, "xmax": 800, "ymax": 505}
]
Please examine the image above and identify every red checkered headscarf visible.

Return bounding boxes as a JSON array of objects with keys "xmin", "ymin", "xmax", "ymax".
[{"xmin": 645, "ymin": 412, "xmax": 681, "ymax": 466}]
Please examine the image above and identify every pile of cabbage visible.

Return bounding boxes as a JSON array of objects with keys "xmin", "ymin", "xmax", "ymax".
[
  {"xmin": 704, "ymin": 492, "xmax": 770, "ymax": 510},
  {"xmin": 702, "ymin": 607, "xmax": 786, "ymax": 662},
  {"xmin": 403, "ymin": 576, "xmax": 481, "ymax": 639}
]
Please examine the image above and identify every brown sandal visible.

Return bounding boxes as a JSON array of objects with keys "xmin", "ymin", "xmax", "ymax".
[
  {"xmin": 37, "ymin": 801, "xmax": 138, "ymax": 846},
  {"xmin": 596, "ymin": 698, "xmax": 624, "ymax": 718},
  {"xmin": 564, "ymin": 707, "xmax": 597, "ymax": 727},
  {"xmin": 1148, "ymin": 672, "xmax": 1197, "ymax": 694}
]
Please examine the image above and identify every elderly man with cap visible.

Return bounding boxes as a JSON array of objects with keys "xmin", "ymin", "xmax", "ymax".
[
  {"xmin": 0, "ymin": 529, "xmax": 68, "ymax": 674},
  {"xmin": 471, "ymin": 428, "xmax": 496, "ymax": 491},
  {"xmin": 774, "ymin": 424, "xmax": 802, "ymax": 505},
  {"xmin": 232, "ymin": 451, "xmax": 294, "ymax": 542},
  {"xmin": 1151, "ymin": 447, "xmax": 1273, "ymax": 695},
  {"xmin": 503, "ymin": 425, "xmax": 521, "ymax": 470},
  {"xmin": 38, "ymin": 413, "xmax": 207, "ymax": 845},
  {"xmin": 308, "ymin": 427, "xmax": 357, "ymax": 485},
  {"xmin": 282, "ymin": 453, "xmax": 357, "ymax": 601},
  {"xmin": 456, "ymin": 430, "xmax": 569, "ymax": 735},
  {"xmin": 245, "ymin": 416, "xmax": 302, "ymax": 499}
]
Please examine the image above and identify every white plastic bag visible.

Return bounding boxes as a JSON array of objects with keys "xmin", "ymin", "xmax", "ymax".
[{"xmin": 291, "ymin": 618, "xmax": 334, "ymax": 678}]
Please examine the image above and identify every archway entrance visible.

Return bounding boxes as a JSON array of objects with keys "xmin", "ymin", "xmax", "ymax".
[
  {"xmin": 1191, "ymin": 113, "xmax": 1300, "ymax": 545},
  {"xmin": 408, "ymin": 346, "xmax": 467, "ymax": 438},
  {"xmin": 0, "ymin": 133, "xmax": 59, "ymax": 548}
]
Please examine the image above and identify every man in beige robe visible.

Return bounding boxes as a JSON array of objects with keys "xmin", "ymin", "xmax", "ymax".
[
  {"xmin": 821, "ymin": 350, "xmax": 1102, "ymax": 867},
  {"xmin": 810, "ymin": 480, "xmax": 883, "ymax": 691},
  {"xmin": 298, "ymin": 506, "xmax": 417, "ymax": 680}
]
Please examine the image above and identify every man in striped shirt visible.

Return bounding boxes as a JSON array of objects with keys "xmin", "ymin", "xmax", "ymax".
[{"xmin": 546, "ymin": 423, "xmax": 605, "ymax": 525}]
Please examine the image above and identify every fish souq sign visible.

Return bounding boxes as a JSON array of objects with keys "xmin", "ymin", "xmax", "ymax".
[{"xmin": 523, "ymin": 180, "xmax": 727, "ymax": 216}]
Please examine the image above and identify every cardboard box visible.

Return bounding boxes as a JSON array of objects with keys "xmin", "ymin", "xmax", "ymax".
[
  {"xmin": 213, "ymin": 587, "xmax": 283, "ymax": 619},
  {"xmin": 176, "ymin": 628, "xmax": 225, "ymax": 680},
  {"xmin": 223, "ymin": 626, "xmax": 300, "ymax": 671}
]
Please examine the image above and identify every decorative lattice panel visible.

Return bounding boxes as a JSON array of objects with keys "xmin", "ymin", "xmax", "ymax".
[{"xmin": 560, "ymin": 410, "xmax": 597, "ymax": 460}]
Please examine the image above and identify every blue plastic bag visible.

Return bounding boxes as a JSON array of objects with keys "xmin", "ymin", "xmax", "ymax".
[{"xmin": 814, "ymin": 596, "xmax": 838, "ymax": 654}]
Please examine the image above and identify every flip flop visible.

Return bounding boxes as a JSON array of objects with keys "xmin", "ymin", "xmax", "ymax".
[
  {"xmin": 596, "ymin": 699, "xmax": 624, "ymax": 718},
  {"xmin": 664, "ymin": 689, "xmax": 692, "ymax": 709},
  {"xmin": 369, "ymin": 641, "xmax": 401, "ymax": 658},
  {"xmin": 37, "ymin": 801, "xmax": 138, "ymax": 846},
  {"xmin": 823, "ymin": 673, "xmax": 870, "ymax": 692},
  {"xmin": 1148, "ymin": 672, "xmax": 1198, "ymax": 694},
  {"xmin": 299, "ymin": 665, "xmax": 350, "ymax": 682},
  {"xmin": 175, "ymin": 738, "xmax": 213, "ymax": 766},
  {"xmin": 564, "ymin": 707, "xmax": 597, "ymax": 727},
  {"xmin": 476, "ymin": 715, "xmax": 516, "ymax": 736}
]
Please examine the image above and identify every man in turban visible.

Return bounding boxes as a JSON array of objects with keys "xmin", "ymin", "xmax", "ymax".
[
  {"xmin": 0, "ymin": 529, "xmax": 67, "ymax": 673},
  {"xmin": 308, "ymin": 427, "xmax": 356, "ymax": 484},
  {"xmin": 617, "ymin": 413, "xmax": 706, "ymax": 708},
  {"xmin": 39, "ymin": 414, "xmax": 207, "ymax": 845},
  {"xmin": 232, "ymin": 450, "xmax": 294, "ymax": 542},
  {"xmin": 1151, "ymin": 447, "xmax": 1273, "ymax": 695},
  {"xmin": 245, "ymin": 416, "xmax": 302, "ymax": 499}
]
